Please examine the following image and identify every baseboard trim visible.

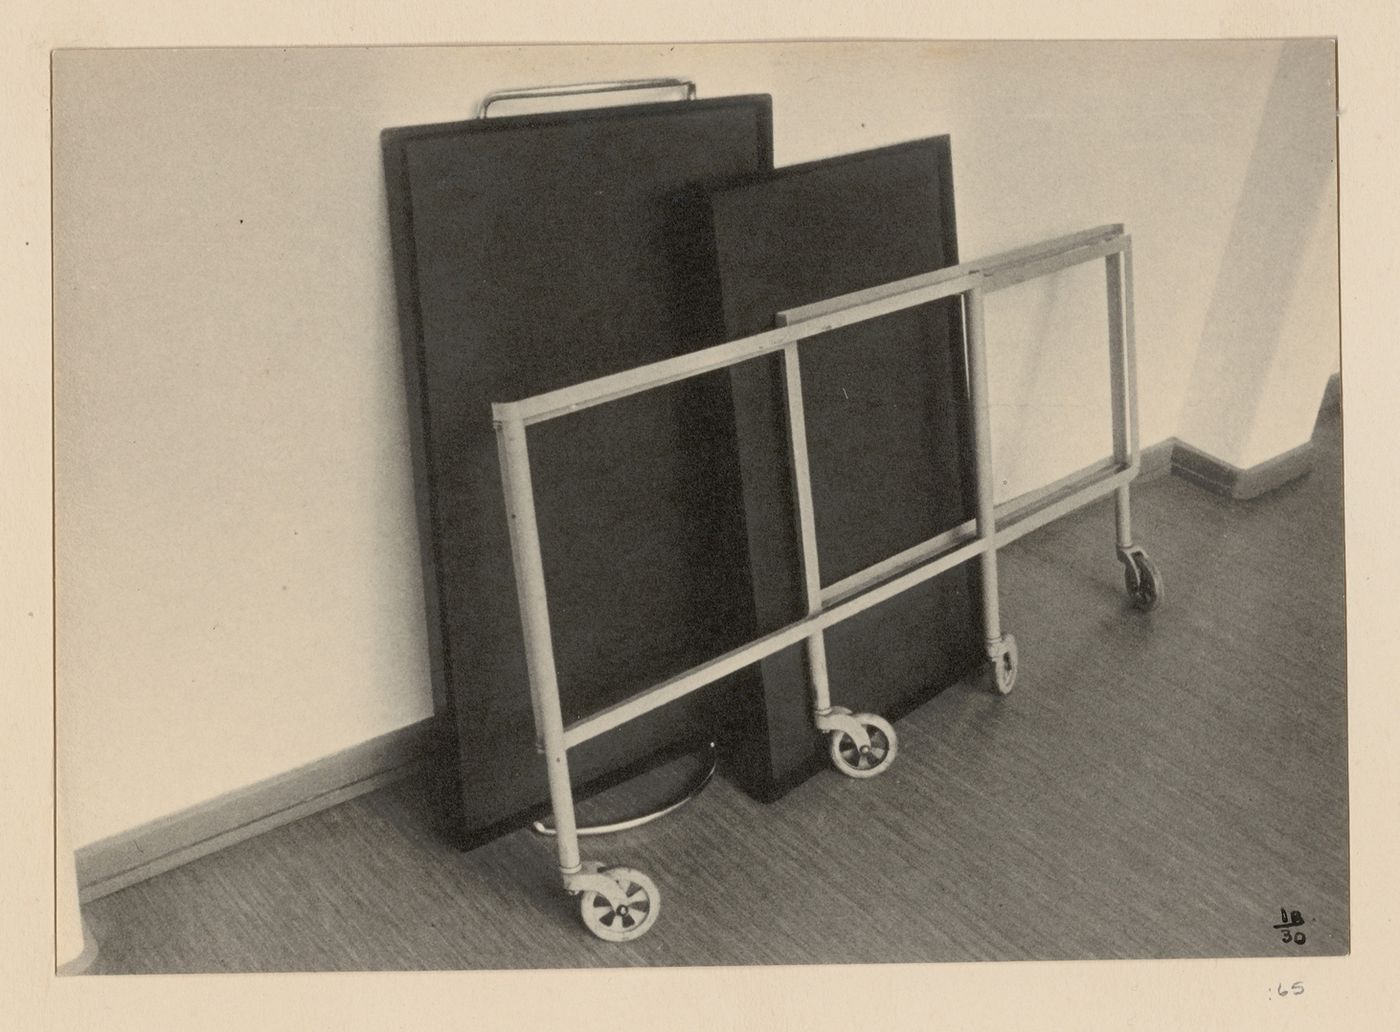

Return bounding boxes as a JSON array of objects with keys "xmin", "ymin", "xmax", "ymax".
[
  {"xmin": 1171, "ymin": 438, "xmax": 1315, "ymax": 501},
  {"xmin": 1137, "ymin": 437, "xmax": 1177, "ymax": 482},
  {"xmin": 1166, "ymin": 374, "xmax": 1335, "ymax": 500},
  {"xmin": 75, "ymin": 718, "xmax": 434, "ymax": 903}
]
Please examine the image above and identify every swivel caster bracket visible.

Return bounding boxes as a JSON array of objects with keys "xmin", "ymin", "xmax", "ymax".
[
  {"xmin": 1117, "ymin": 545, "xmax": 1164, "ymax": 611},
  {"xmin": 986, "ymin": 634, "xmax": 1019, "ymax": 695},
  {"xmin": 567, "ymin": 861, "xmax": 661, "ymax": 942},
  {"xmin": 816, "ymin": 706, "xmax": 898, "ymax": 778}
]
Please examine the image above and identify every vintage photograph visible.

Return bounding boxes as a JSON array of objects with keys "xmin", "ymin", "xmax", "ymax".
[{"xmin": 51, "ymin": 40, "xmax": 1343, "ymax": 973}]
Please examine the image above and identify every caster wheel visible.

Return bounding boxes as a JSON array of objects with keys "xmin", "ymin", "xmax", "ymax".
[
  {"xmin": 1124, "ymin": 552, "xmax": 1163, "ymax": 611},
  {"xmin": 828, "ymin": 714, "xmax": 898, "ymax": 778},
  {"xmin": 579, "ymin": 867, "xmax": 660, "ymax": 942},
  {"xmin": 990, "ymin": 634, "xmax": 1018, "ymax": 695}
]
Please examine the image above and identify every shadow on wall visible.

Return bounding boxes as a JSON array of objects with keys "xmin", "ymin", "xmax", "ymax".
[{"xmin": 1178, "ymin": 41, "xmax": 1337, "ymax": 463}]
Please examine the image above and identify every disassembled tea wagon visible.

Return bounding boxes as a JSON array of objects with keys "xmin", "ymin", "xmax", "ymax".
[{"xmin": 491, "ymin": 210, "xmax": 1162, "ymax": 942}]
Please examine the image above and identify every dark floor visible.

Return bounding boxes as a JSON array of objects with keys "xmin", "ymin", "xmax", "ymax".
[{"xmin": 84, "ymin": 410, "xmax": 1348, "ymax": 972}]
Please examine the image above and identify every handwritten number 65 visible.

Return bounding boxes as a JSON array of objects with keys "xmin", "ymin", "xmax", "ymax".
[{"xmin": 1277, "ymin": 982, "xmax": 1304, "ymax": 996}]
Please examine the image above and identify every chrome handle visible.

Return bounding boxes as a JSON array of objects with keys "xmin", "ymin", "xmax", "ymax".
[{"xmin": 478, "ymin": 77, "xmax": 697, "ymax": 118}]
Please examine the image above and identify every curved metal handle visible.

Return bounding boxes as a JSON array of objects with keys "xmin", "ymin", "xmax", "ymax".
[{"xmin": 478, "ymin": 77, "xmax": 697, "ymax": 119}]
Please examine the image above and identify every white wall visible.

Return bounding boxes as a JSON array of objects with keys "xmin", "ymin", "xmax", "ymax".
[
  {"xmin": 1176, "ymin": 41, "xmax": 1340, "ymax": 468},
  {"xmin": 53, "ymin": 42, "xmax": 1337, "ymax": 848}
]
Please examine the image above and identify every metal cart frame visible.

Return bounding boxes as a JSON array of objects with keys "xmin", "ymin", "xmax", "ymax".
[{"xmin": 492, "ymin": 222, "xmax": 1161, "ymax": 942}]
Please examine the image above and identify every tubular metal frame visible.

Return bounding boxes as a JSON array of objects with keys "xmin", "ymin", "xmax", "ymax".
[
  {"xmin": 477, "ymin": 77, "xmax": 698, "ymax": 119},
  {"xmin": 492, "ymin": 223, "xmax": 1152, "ymax": 936}
]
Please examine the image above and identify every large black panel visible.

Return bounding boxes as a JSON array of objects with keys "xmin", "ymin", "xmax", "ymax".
[
  {"xmin": 708, "ymin": 137, "xmax": 984, "ymax": 798},
  {"xmin": 383, "ymin": 97, "xmax": 773, "ymax": 845}
]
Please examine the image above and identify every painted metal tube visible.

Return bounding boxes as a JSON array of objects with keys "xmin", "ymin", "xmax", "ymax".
[
  {"xmin": 494, "ymin": 416, "xmax": 582, "ymax": 875},
  {"xmin": 782, "ymin": 342, "xmax": 834, "ymax": 714},
  {"xmin": 962, "ymin": 286, "xmax": 1003, "ymax": 645},
  {"xmin": 493, "ymin": 267, "xmax": 984, "ymax": 427},
  {"xmin": 1107, "ymin": 242, "xmax": 1142, "ymax": 550},
  {"xmin": 1105, "ymin": 251, "xmax": 1134, "ymax": 549},
  {"xmin": 1123, "ymin": 239, "xmax": 1141, "ymax": 462}
]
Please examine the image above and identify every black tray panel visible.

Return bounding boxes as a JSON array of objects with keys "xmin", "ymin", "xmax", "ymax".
[
  {"xmin": 708, "ymin": 137, "xmax": 984, "ymax": 797},
  {"xmin": 383, "ymin": 97, "xmax": 773, "ymax": 843}
]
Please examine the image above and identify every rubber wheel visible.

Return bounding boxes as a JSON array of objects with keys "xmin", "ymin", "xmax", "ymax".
[
  {"xmin": 991, "ymin": 634, "xmax": 1018, "ymax": 695},
  {"xmin": 828, "ymin": 714, "xmax": 898, "ymax": 779},
  {"xmin": 579, "ymin": 867, "xmax": 660, "ymax": 942},
  {"xmin": 1126, "ymin": 553, "xmax": 1163, "ymax": 612}
]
